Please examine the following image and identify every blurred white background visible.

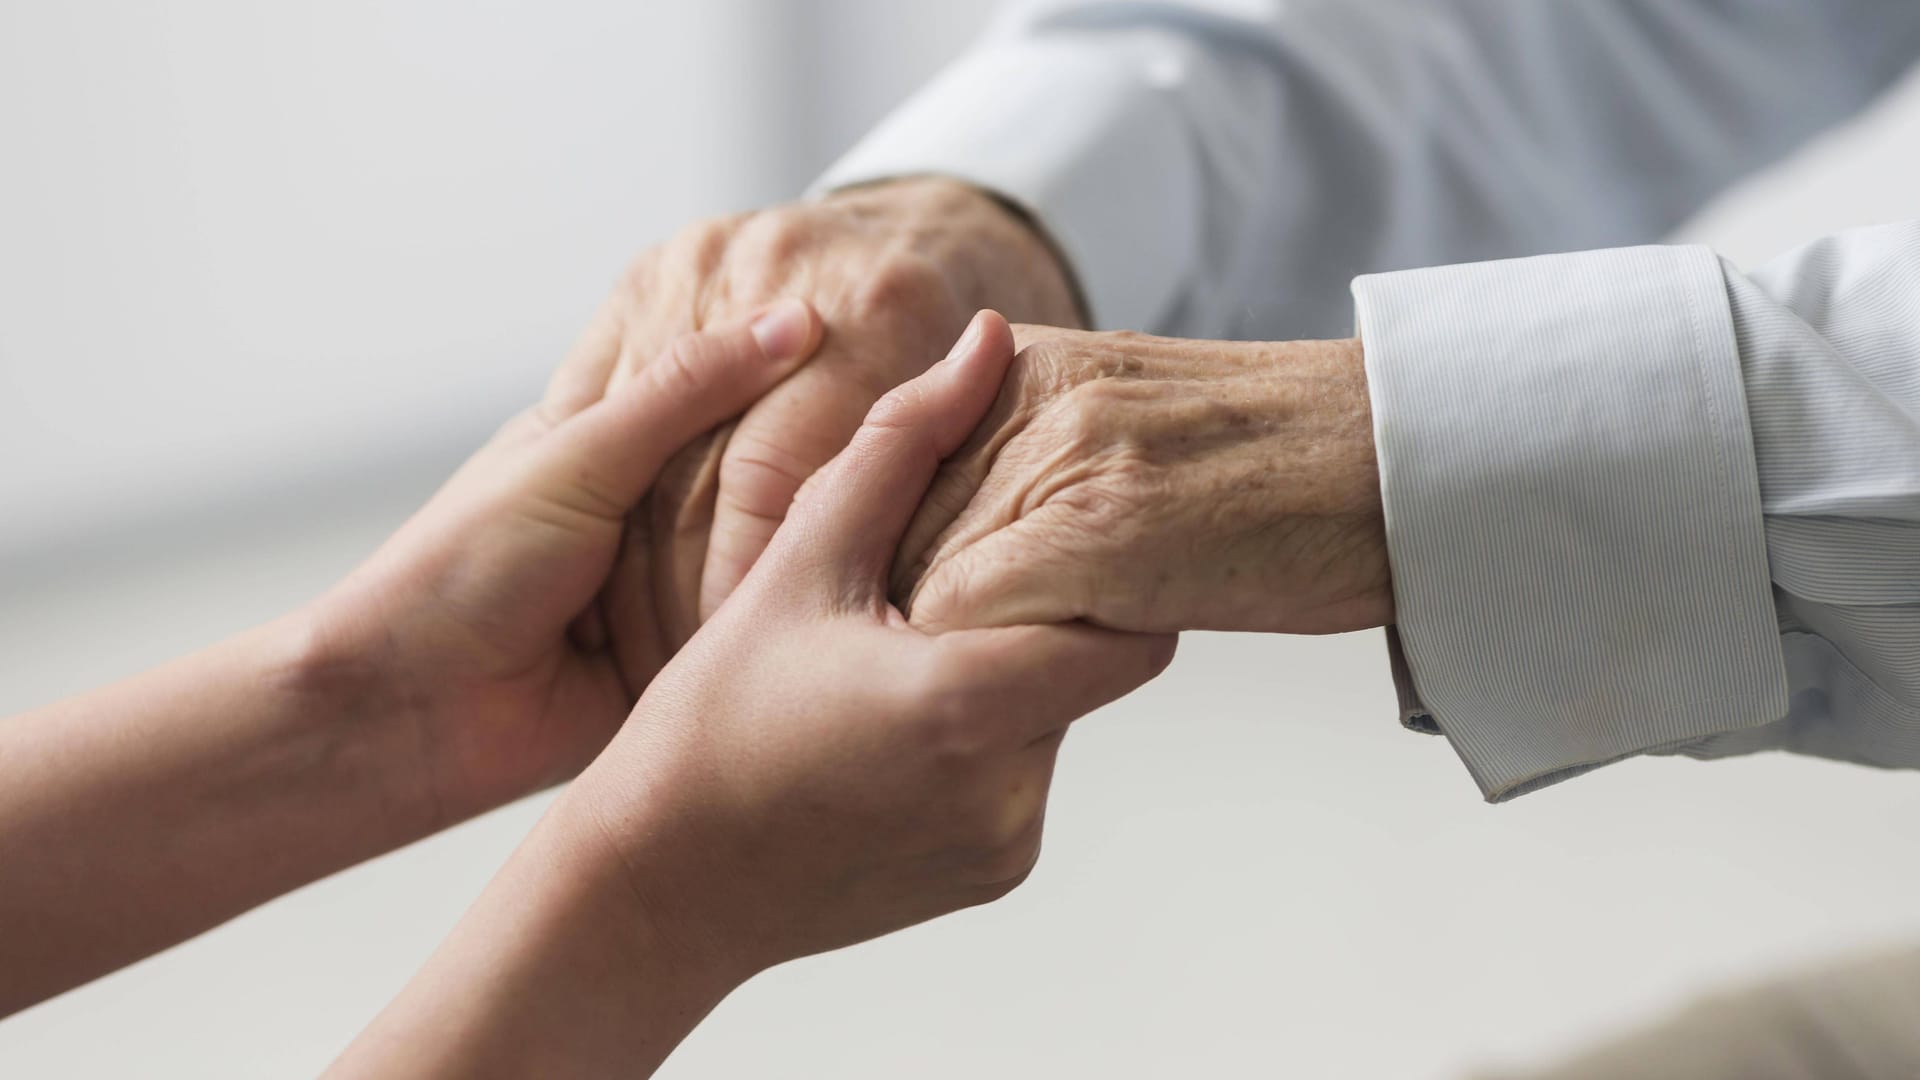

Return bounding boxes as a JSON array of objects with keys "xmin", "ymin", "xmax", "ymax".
[{"xmin": 2, "ymin": 2, "xmax": 1918, "ymax": 1077}]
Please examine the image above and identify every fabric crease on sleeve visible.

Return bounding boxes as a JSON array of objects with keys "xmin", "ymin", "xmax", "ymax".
[{"xmin": 1353, "ymin": 244, "xmax": 1790, "ymax": 800}]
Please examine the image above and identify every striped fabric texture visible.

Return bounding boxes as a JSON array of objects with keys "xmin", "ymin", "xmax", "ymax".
[{"xmin": 1358, "ymin": 224, "xmax": 1920, "ymax": 799}]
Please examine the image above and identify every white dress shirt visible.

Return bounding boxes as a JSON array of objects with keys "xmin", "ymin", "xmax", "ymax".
[{"xmin": 818, "ymin": 0, "xmax": 1920, "ymax": 799}]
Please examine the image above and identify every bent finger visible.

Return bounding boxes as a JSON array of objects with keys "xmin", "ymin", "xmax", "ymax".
[
  {"xmin": 698, "ymin": 381, "xmax": 875, "ymax": 622},
  {"xmin": 531, "ymin": 299, "xmax": 822, "ymax": 518}
]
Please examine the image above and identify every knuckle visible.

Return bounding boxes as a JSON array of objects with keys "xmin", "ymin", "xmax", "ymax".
[
  {"xmin": 717, "ymin": 436, "xmax": 818, "ymax": 522},
  {"xmin": 645, "ymin": 215, "xmax": 735, "ymax": 288},
  {"xmin": 862, "ymin": 380, "xmax": 929, "ymax": 432},
  {"xmin": 652, "ymin": 332, "xmax": 713, "ymax": 397},
  {"xmin": 737, "ymin": 210, "xmax": 813, "ymax": 267},
  {"xmin": 788, "ymin": 466, "xmax": 832, "ymax": 515},
  {"xmin": 1060, "ymin": 386, "xmax": 1112, "ymax": 444},
  {"xmin": 853, "ymin": 252, "xmax": 951, "ymax": 319},
  {"xmin": 681, "ymin": 214, "xmax": 740, "ymax": 259},
  {"xmin": 1030, "ymin": 387, "xmax": 1120, "ymax": 469},
  {"xmin": 1009, "ymin": 338, "xmax": 1086, "ymax": 394}
]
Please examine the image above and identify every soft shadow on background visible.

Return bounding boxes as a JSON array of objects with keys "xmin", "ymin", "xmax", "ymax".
[{"xmin": 2, "ymin": 3, "xmax": 1918, "ymax": 1077}]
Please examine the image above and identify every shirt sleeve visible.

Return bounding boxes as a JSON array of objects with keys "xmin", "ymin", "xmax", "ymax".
[
  {"xmin": 815, "ymin": 0, "xmax": 1920, "ymax": 341},
  {"xmin": 1353, "ymin": 221, "xmax": 1920, "ymax": 800}
]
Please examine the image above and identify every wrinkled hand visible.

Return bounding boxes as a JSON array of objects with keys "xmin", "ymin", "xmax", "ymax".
[
  {"xmin": 893, "ymin": 324, "xmax": 1393, "ymax": 636},
  {"xmin": 575, "ymin": 312, "xmax": 1174, "ymax": 972},
  {"xmin": 547, "ymin": 178, "xmax": 1083, "ymax": 648},
  {"xmin": 307, "ymin": 305, "xmax": 819, "ymax": 826}
]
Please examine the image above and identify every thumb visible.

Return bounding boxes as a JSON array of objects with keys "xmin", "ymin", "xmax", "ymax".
[
  {"xmin": 775, "ymin": 310, "xmax": 1015, "ymax": 603},
  {"xmin": 527, "ymin": 299, "xmax": 822, "ymax": 519}
]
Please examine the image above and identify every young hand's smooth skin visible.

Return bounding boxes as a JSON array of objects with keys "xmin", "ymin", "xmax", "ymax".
[
  {"xmin": 0, "ymin": 304, "xmax": 819, "ymax": 1017},
  {"xmin": 893, "ymin": 325, "xmax": 1392, "ymax": 636},
  {"xmin": 329, "ymin": 312, "xmax": 1177, "ymax": 1079},
  {"xmin": 311, "ymin": 299, "xmax": 824, "ymax": 822},
  {"xmin": 552, "ymin": 178, "xmax": 1083, "ymax": 641}
]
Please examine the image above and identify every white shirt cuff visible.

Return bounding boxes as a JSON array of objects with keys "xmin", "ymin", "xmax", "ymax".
[
  {"xmin": 811, "ymin": 38, "xmax": 1197, "ymax": 332},
  {"xmin": 1353, "ymin": 245, "xmax": 1790, "ymax": 801}
]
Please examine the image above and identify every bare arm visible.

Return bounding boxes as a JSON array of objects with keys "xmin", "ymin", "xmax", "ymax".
[{"xmin": 0, "ymin": 302, "xmax": 821, "ymax": 1015}]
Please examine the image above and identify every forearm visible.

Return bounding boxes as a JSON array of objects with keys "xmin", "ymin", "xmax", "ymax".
[
  {"xmin": 328, "ymin": 782, "xmax": 741, "ymax": 1079},
  {"xmin": 0, "ymin": 611, "xmax": 433, "ymax": 1014}
]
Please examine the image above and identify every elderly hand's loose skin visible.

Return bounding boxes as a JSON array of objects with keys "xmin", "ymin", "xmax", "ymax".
[
  {"xmin": 893, "ymin": 324, "xmax": 1392, "ymax": 636},
  {"xmin": 329, "ymin": 312, "xmax": 1176, "ymax": 1079},
  {"xmin": 549, "ymin": 177, "xmax": 1083, "ymax": 645}
]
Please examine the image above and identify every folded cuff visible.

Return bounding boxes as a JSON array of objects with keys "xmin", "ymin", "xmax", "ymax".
[{"xmin": 1353, "ymin": 245, "xmax": 1789, "ymax": 800}]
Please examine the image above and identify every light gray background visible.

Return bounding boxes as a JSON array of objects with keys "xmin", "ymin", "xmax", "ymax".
[{"xmin": 2, "ymin": 3, "xmax": 1918, "ymax": 1076}]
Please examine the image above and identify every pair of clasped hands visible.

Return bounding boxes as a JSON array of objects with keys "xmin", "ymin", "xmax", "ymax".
[{"xmin": 310, "ymin": 179, "xmax": 1388, "ymax": 1074}]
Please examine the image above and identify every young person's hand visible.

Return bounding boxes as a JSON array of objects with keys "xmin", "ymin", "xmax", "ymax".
[
  {"xmin": 0, "ymin": 303, "xmax": 822, "ymax": 1016},
  {"xmin": 330, "ymin": 311, "xmax": 1176, "ymax": 1079},
  {"xmin": 307, "ymin": 300, "xmax": 822, "ymax": 827}
]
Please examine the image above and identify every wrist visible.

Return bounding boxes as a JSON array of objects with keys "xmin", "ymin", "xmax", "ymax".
[
  {"xmin": 540, "ymin": 795, "xmax": 757, "ymax": 999},
  {"xmin": 269, "ymin": 596, "xmax": 452, "ymax": 837},
  {"xmin": 1249, "ymin": 335, "xmax": 1392, "ymax": 631},
  {"xmin": 553, "ymin": 758, "xmax": 770, "ymax": 986},
  {"xmin": 332, "ymin": 792, "xmax": 749, "ymax": 1079},
  {"xmin": 1132, "ymin": 333, "xmax": 1388, "ymax": 634}
]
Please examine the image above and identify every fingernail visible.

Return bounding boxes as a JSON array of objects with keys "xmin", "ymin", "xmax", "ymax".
[
  {"xmin": 942, "ymin": 312, "xmax": 984, "ymax": 366},
  {"xmin": 750, "ymin": 298, "xmax": 812, "ymax": 361}
]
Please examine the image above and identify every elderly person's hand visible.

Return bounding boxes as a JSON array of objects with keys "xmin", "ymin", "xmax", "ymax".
[
  {"xmin": 892, "ymin": 322, "xmax": 1394, "ymax": 636},
  {"xmin": 548, "ymin": 178, "xmax": 1083, "ymax": 645}
]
